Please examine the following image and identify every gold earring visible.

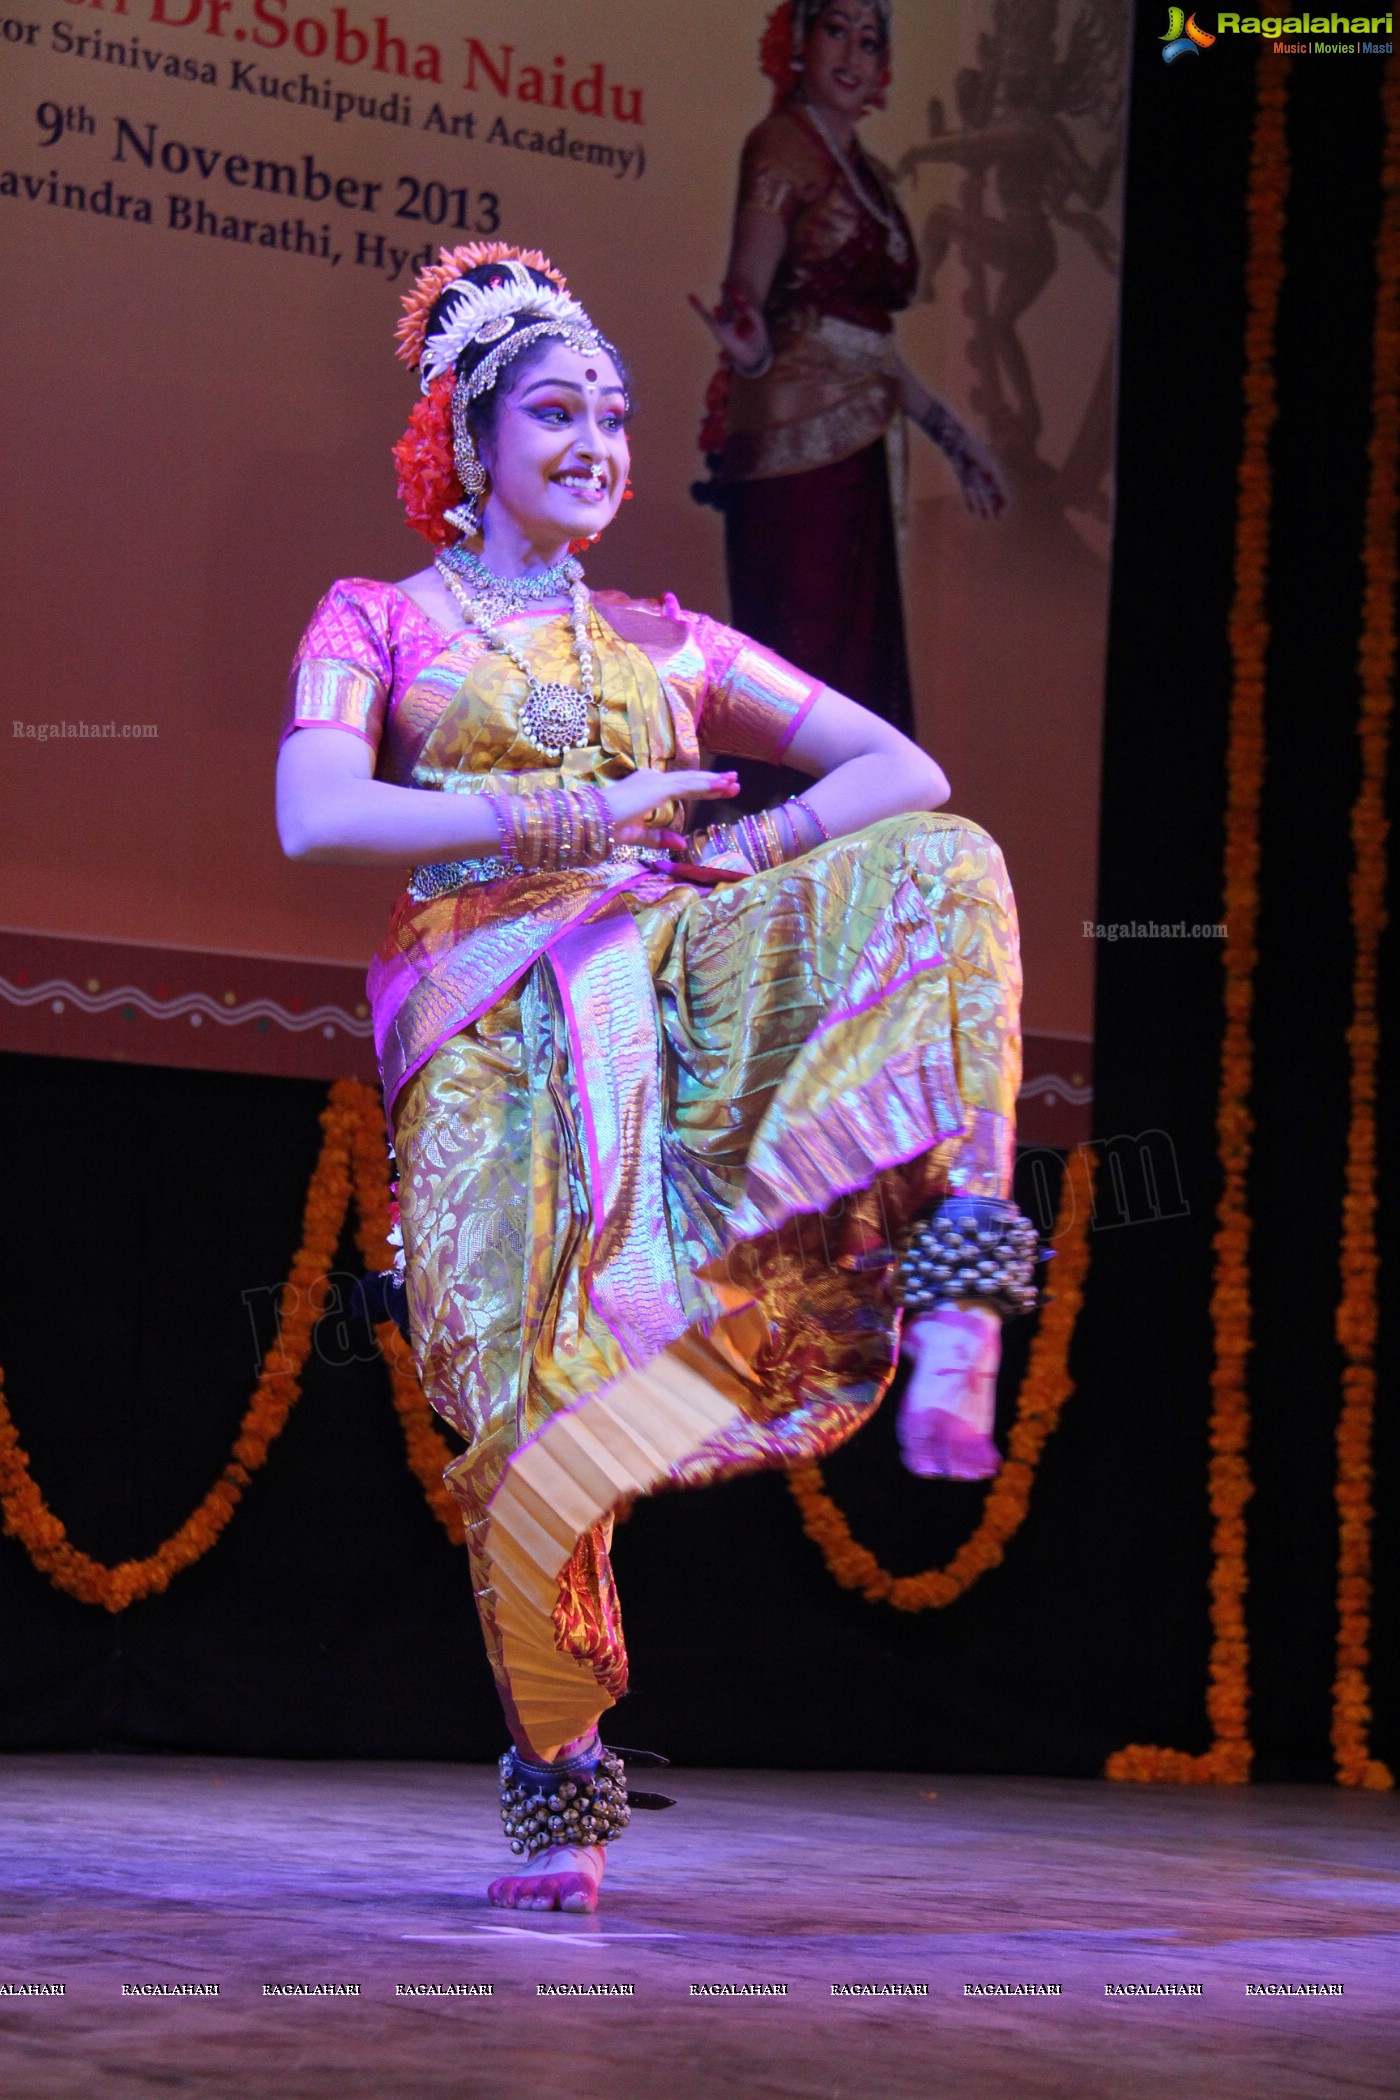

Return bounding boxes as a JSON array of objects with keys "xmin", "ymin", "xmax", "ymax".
[{"xmin": 446, "ymin": 432, "xmax": 489, "ymax": 537}]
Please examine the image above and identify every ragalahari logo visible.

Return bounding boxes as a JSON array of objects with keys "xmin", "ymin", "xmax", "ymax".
[{"xmin": 1161, "ymin": 7, "xmax": 1219, "ymax": 55}]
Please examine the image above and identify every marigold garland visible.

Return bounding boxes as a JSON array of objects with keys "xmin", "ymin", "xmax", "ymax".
[
  {"xmin": 1106, "ymin": 55, "xmax": 1291, "ymax": 1787},
  {"xmin": 376, "ymin": 1320, "xmax": 467, "ymax": 1541},
  {"xmin": 0, "ymin": 1083, "xmax": 463, "ymax": 1609},
  {"xmin": 0, "ymin": 1082, "xmax": 367, "ymax": 1610},
  {"xmin": 1331, "ymin": 58, "xmax": 1398, "ymax": 1794},
  {"xmin": 785, "ymin": 1146, "xmax": 1095, "ymax": 1610},
  {"xmin": 392, "ymin": 374, "xmax": 464, "ymax": 550},
  {"xmin": 339, "ymin": 1078, "xmax": 467, "ymax": 1545},
  {"xmin": 1, "ymin": 1081, "xmax": 1095, "ymax": 1615}
]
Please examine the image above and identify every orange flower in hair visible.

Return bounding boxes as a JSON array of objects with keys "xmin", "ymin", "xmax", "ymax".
[{"xmin": 392, "ymin": 374, "xmax": 463, "ymax": 548}]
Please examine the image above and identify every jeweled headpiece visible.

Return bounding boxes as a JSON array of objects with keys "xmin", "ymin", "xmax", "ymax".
[{"xmin": 396, "ymin": 241, "xmax": 616, "ymax": 401}]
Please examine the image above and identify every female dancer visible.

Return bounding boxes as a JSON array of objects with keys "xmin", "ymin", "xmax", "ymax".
[
  {"xmin": 693, "ymin": 0, "xmax": 1003, "ymax": 780},
  {"xmin": 276, "ymin": 244, "xmax": 1034, "ymax": 1914}
]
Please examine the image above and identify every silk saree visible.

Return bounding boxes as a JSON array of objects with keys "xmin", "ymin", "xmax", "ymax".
[{"xmin": 285, "ymin": 580, "xmax": 1020, "ymax": 1760}]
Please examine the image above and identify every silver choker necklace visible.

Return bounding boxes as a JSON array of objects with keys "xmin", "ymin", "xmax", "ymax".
[{"xmin": 438, "ymin": 543, "xmax": 583, "ymax": 625}]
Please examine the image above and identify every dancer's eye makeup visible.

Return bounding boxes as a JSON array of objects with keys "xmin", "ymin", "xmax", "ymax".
[
  {"xmin": 516, "ymin": 383, "xmax": 630, "ymax": 435},
  {"xmin": 520, "ymin": 378, "xmax": 627, "ymax": 415}
]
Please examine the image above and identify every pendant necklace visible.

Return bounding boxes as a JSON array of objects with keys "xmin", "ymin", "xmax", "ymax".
[
  {"xmin": 435, "ymin": 544, "xmax": 596, "ymax": 759},
  {"xmin": 799, "ymin": 101, "xmax": 910, "ymax": 265}
]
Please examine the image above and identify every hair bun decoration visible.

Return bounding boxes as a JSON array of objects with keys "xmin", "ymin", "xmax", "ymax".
[
  {"xmin": 395, "ymin": 242, "xmax": 570, "ymax": 374},
  {"xmin": 393, "ymin": 373, "xmax": 460, "ymax": 550},
  {"xmin": 759, "ymin": 0, "xmax": 799, "ymax": 104},
  {"xmin": 473, "ymin": 314, "xmax": 516, "ymax": 345},
  {"xmin": 417, "ymin": 259, "xmax": 597, "ymax": 394}
]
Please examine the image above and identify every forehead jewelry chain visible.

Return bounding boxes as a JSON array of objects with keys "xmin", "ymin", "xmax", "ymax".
[{"xmin": 434, "ymin": 548, "xmax": 597, "ymax": 760}]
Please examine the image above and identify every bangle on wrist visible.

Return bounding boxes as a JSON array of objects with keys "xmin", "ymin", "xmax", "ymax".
[
  {"xmin": 730, "ymin": 344, "xmax": 773, "ymax": 380},
  {"xmin": 789, "ymin": 795, "xmax": 831, "ymax": 846},
  {"xmin": 697, "ymin": 798, "xmax": 833, "ymax": 873},
  {"xmin": 486, "ymin": 786, "xmax": 616, "ymax": 871}
]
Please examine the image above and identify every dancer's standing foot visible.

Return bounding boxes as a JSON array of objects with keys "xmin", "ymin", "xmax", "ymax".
[{"xmin": 488, "ymin": 1843, "xmax": 605, "ymax": 1914}]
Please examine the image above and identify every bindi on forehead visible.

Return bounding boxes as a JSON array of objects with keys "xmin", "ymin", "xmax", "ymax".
[{"xmin": 519, "ymin": 372, "xmax": 626, "ymax": 400}]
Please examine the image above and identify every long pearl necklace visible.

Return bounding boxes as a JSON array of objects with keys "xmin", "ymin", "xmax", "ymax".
[
  {"xmin": 434, "ymin": 549, "xmax": 597, "ymax": 760},
  {"xmin": 799, "ymin": 101, "xmax": 909, "ymax": 263}
]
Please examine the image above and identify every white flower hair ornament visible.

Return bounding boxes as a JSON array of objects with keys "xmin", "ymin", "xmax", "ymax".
[{"xmin": 419, "ymin": 261, "xmax": 606, "ymax": 395}]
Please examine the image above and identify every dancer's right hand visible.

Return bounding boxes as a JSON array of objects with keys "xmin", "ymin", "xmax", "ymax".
[
  {"xmin": 688, "ymin": 288, "xmax": 771, "ymax": 377},
  {"xmin": 602, "ymin": 768, "xmax": 740, "ymax": 849}
]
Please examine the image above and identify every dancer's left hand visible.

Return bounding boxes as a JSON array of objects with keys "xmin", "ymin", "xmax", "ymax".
[
  {"xmin": 604, "ymin": 766, "xmax": 739, "ymax": 851},
  {"xmin": 688, "ymin": 286, "xmax": 771, "ymax": 376},
  {"xmin": 950, "ymin": 442, "xmax": 1008, "ymax": 522},
  {"xmin": 900, "ymin": 368, "xmax": 1008, "ymax": 521},
  {"xmin": 924, "ymin": 405, "xmax": 1007, "ymax": 521}
]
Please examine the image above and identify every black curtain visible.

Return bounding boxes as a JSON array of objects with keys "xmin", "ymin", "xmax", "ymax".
[{"xmin": 0, "ymin": 39, "xmax": 1394, "ymax": 1776}]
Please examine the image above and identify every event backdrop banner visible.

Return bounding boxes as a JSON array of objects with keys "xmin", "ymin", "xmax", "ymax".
[{"xmin": 1, "ymin": 0, "xmax": 1127, "ymax": 1135}]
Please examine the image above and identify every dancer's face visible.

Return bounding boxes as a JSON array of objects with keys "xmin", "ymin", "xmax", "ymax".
[
  {"xmin": 804, "ymin": 3, "xmax": 886, "ymax": 119},
  {"xmin": 482, "ymin": 343, "xmax": 630, "ymax": 554}
]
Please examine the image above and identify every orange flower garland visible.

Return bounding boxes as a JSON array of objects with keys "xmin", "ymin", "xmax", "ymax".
[
  {"xmin": 393, "ymin": 374, "xmax": 464, "ymax": 551},
  {"xmin": 786, "ymin": 1146, "xmax": 1095, "ymax": 1610},
  {"xmin": 1107, "ymin": 54, "xmax": 1291, "ymax": 1786},
  {"xmin": 377, "ymin": 1321, "xmax": 467, "ymax": 1543},
  {"xmin": 339, "ymin": 1074, "xmax": 468, "ymax": 1544},
  {"xmin": 1331, "ymin": 57, "xmax": 1398, "ymax": 1794},
  {"xmin": 0, "ymin": 1082, "xmax": 364, "ymax": 1610},
  {"xmin": 0, "ymin": 1082, "xmax": 463, "ymax": 1609},
  {"xmin": 0, "ymin": 1078, "xmax": 1094, "ymax": 1617}
]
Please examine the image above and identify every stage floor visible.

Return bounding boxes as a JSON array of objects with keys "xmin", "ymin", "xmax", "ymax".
[{"xmin": 0, "ymin": 1759, "xmax": 1395, "ymax": 2099}]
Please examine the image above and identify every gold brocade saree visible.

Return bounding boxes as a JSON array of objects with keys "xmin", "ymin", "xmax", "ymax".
[{"xmin": 286, "ymin": 580, "xmax": 1021, "ymax": 1760}]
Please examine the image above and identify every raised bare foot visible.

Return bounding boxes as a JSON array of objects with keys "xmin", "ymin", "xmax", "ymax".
[
  {"xmin": 488, "ymin": 1842, "xmax": 605, "ymax": 1914},
  {"xmin": 898, "ymin": 1304, "xmax": 1002, "ymax": 1479}
]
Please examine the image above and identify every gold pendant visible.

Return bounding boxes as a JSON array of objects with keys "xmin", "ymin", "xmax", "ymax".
[{"xmin": 519, "ymin": 680, "xmax": 591, "ymax": 755}]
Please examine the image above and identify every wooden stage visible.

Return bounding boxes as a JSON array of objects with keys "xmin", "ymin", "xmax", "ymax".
[{"xmin": 0, "ymin": 1758, "xmax": 1395, "ymax": 2098}]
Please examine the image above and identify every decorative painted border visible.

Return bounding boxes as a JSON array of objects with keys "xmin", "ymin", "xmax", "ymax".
[
  {"xmin": 0, "ymin": 974, "xmax": 370, "ymax": 1039},
  {"xmin": 0, "ymin": 928, "xmax": 377, "ymax": 1085},
  {"xmin": 0, "ymin": 926, "xmax": 1093, "ymax": 1137},
  {"xmin": 1018, "ymin": 1037, "xmax": 1093, "ymax": 1146},
  {"xmin": 1019, "ymin": 1072, "xmax": 1094, "ymax": 1107}
]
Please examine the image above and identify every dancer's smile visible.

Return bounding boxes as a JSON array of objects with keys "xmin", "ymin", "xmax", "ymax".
[
  {"xmin": 477, "ymin": 347, "xmax": 630, "ymax": 564},
  {"xmin": 553, "ymin": 464, "xmax": 609, "ymax": 501}
]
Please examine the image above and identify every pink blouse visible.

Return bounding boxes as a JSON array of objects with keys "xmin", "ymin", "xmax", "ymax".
[{"xmin": 282, "ymin": 580, "xmax": 822, "ymax": 782}]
